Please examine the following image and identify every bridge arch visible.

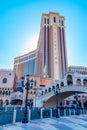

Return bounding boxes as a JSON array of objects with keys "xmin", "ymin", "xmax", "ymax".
[
  {"xmin": 37, "ymin": 72, "xmax": 87, "ymax": 107},
  {"xmin": 40, "ymin": 85, "xmax": 87, "ymax": 108}
]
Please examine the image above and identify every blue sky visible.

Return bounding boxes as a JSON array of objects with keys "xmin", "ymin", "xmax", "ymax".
[{"xmin": 0, "ymin": 0, "xmax": 87, "ymax": 69}]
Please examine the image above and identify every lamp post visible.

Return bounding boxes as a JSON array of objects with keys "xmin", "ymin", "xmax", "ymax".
[
  {"xmin": 54, "ymin": 84, "xmax": 60, "ymax": 118},
  {"xmin": 33, "ymin": 90, "xmax": 37, "ymax": 108},
  {"xmin": 33, "ymin": 80, "xmax": 37, "ymax": 108},
  {"xmin": 22, "ymin": 75, "xmax": 33, "ymax": 123}
]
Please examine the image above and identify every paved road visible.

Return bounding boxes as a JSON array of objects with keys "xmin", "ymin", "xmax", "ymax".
[{"xmin": 1, "ymin": 115, "xmax": 87, "ymax": 130}]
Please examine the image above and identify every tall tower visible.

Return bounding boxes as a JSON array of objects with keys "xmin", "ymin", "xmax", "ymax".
[
  {"xmin": 37, "ymin": 12, "xmax": 68, "ymax": 80},
  {"xmin": 14, "ymin": 12, "xmax": 68, "ymax": 81}
]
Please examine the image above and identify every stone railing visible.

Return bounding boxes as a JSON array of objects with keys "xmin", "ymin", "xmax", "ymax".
[{"xmin": 0, "ymin": 106, "xmax": 87, "ymax": 125}]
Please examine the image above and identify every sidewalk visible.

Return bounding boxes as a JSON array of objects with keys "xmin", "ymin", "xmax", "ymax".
[{"xmin": 1, "ymin": 115, "xmax": 87, "ymax": 130}]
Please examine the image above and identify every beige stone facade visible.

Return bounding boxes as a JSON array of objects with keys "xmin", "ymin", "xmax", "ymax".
[{"xmin": 0, "ymin": 69, "xmax": 15, "ymax": 106}]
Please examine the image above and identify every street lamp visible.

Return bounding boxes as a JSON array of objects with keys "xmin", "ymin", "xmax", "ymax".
[
  {"xmin": 33, "ymin": 90, "xmax": 37, "ymax": 108},
  {"xmin": 33, "ymin": 80, "xmax": 37, "ymax": 108},
  {"xmin": 54, "ymin": 84, "xmax": 60, "ymax": 118},
  {"xmin": 22, "ymin": 75, "xmax": 33, "ymax": 123}
]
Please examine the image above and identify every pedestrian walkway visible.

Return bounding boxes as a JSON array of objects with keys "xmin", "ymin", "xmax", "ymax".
[{"xmin": 1, "ymin": 115, "xmax": 87, "ymax": 130}]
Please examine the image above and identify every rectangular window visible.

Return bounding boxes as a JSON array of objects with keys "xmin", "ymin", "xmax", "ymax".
[
  {"xmin": 29, "ymin": 54, "xmax": 36, "ymax": 59},
  {"xmin": 19, "ymin": 56, "xmax": 28, "ymax": 62}
]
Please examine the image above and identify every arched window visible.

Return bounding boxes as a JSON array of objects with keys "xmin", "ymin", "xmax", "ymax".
[
  {"xmin": 0, "ymin": 91, "xmax": 2, "ymax": 95},
  {"xmin": 3, "ymin": 91, "xmax": 5, "ymax": 96},
  {"xmin": 83, "ymin": 79, "xmax": 87, "ymax": 86},
  {"xmin": 67, "ymin": 75, "xmax": 73, "ymax": 86},
  {"xmin": 2, "ymin": 78, "xmax": 7, "ymax": 83},
  {"xmin": 6, "ymin": 91, "xmax": 8, "ymax": 95},
  {"xmin": 8, "ymin": 91, "xmax": 10, "ymax": 95}
]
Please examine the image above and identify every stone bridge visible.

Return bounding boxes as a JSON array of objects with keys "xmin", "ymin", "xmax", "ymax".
[{"xmin": 35, "ymin": 72, "xmax": 87, "ymax": 107}]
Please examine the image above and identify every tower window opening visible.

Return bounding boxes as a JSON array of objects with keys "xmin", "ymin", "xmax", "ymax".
[
  {"xmin": 44, "ymin": 18, "xmax": 46, "ymax": 24},
  {"xmin": 47, "ymin": 19, "xmax": 49, "ymax": 24},
  {"xmin": 54, "ymin": 17, "xmax": 56, "ymax": 23},
  {"xmin": 62, "ymin": 21, "xmax": 64, "ymax": 26}
]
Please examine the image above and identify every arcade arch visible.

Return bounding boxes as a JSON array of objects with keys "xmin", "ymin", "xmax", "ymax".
[
  {"xmin": 83, "ymin": 79, "xmax": 87, "ymax": 86},
  {"xmin": 76, "ymin": 79, "xmax": 81, "ymax": 86},
  {"xmin": 67, "ymin": 74, "xmax": 73, "ymax": 86},
  {"xmin": 5, "ymin": 99, "xmax": 9, "ymax": 105},
  {"xmin": 0, "ymin": 100, "xmax": 3, "ymax": 106}
]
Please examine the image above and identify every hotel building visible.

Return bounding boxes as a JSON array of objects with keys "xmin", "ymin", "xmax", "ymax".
[
  {"xmin": 68, "ymin": 66, "xmax": 87, "ymax": 75},
  {"xmin": 14, "ymin": 12, "xmax": 68, "ymax": 82}
]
